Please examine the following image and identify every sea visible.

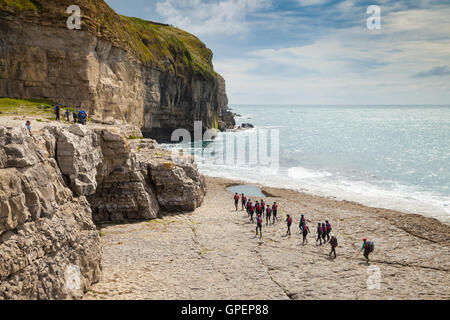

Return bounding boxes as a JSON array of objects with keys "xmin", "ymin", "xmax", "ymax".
[{"xmin": 162, "ymin": 105, "xmax": 450, "ymax": 224}]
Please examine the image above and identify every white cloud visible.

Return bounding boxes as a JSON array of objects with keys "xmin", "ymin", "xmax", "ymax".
[
  {"xmin": 214, "ymin": 7, "xmax": 450, "ymax": 104},
  {"xmin": 297, "ymin": 0, "xmax": 330, "ymax": 6},
  {"xmin": 155, "ymin": 0, "xmax": 271, "ymax": 36}
]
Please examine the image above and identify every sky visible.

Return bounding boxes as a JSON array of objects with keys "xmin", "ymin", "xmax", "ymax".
[{"xmin": 104, "ymin": 0, "xmax": 450, "ymax": 105}]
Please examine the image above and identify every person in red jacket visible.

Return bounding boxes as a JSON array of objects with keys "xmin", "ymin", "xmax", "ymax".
[
  {"xmin": 265, "ymin": 205, "xmax": 272, "ymax": 225},
  {"xmin": 329, "ymin": 236, "xmax": 338, "ymax": 258},
  {"xmin": 272, "ymin": 202, "xmax": 278, "ymax": 224},
  {"xmin": 248, "ymin": 203, "xmax": 255, "ymax": 222},
  {"xmin": 234, "ymin": 193, "xmax": 240, "ymax": 211},
  {"xmin": 302, "ymin": 224, "xmax": 310, "ymax": 245},
  {"xmin": 325, "ymin": 220, "xmax": 332, "ymax": 242},
  {"xmin": 316, "ymin": 223, "xmax": 323, "ymax": 245},
  {"xmin": 286, "ymin": 214, "xmax": 293, "ymax": 235},
  {"xmin": 241, "ymin": 194, "xmax": 247, "ymax": 211},
  {"xmin": 256, "ymin": 214, "xmax": 263, "ymax": 239}
]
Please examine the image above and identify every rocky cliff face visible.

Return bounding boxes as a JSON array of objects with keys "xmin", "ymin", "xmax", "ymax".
[
  {"xmin": 0, "ymin": 122, "xmax": 207, "ymax": 299},
  {"xmin": 0, "ymin": 125, "xmax": 101, "ymax": 299},
  {"xmin": 0, "ymin": 0, "xmax": 235, "ymax": 141}
]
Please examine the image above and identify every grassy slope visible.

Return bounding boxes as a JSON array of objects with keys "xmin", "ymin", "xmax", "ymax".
[
  {"xmin": 0, "ymin": 0, "xmax": 216, "ymax": 80},
  {"xmin": 0, "ymin": 98, "xmax": 54, "ymax": 118}
]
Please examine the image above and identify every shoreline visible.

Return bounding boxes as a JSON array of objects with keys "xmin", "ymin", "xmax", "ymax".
[
  {"xmin": 195, "ymin": 166, "xmax": 450, "ymax": 225},
  {"xmin": 85, "ymin": 175, "xmax": 450, "ymax": 300},
  {"xmin": 208, "ymin": 176, "xmax": 450, "ymax": 243}
]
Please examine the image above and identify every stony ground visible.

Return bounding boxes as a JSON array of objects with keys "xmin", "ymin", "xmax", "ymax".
[{"xmin": 84, "ymin": 177, "xmax": 450, "ymax": 300}]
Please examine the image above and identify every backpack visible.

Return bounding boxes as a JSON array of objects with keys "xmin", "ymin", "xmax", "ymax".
[
  {"xmin": 287, "ymin": 217, "xmax": 292, "ymax": 224},
  {"xmin": 317, "ymin": 226, "xmax": 322, "ymax": 234},
  {"xmin": 367, "ymin": 241, "xmax": 374, "ymax": 252},
  {"xmin": 331, "ymin": 237, "xmax": 338, "ymax": 247},
  {"xmin": 257, "ymin": 217, "xmax": 262, "ymax": 224}
]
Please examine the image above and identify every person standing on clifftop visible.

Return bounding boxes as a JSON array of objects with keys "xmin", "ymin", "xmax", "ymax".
[
  {"xmin": 256, "ymin": 214, "xmax": 263, "ymax": 239},
  {"xmin": 234, "ymin": 193, "xmax": 240, "ymax": 211},
  {"xmin": 78, "ymin": 109, "xmax": 87, "ymax": 125},
  {"xmin": 241, "ymin": 194, "xmax": 247, "ymax": 211},
  {"xmin": 54, "ymin": 104, "xmax": 60, "ymax": 121},
  {"xmin": 25, "ymin": 120, "xmax": 32, "ymax": 136},
  {"xmin": 65, "ymin": 107, "xmax": 70, "ymax": 122},
  {"xmin": 73, "ymin": 109, "xmax": 78, "ymax": 124}
]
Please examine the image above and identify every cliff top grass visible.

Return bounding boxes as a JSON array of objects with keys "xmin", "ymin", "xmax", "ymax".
[
  {"xmin": 0, "ymin": 98, "xmax": 54, "ymax": 117},
  {"xmin": 0, "ymin": 0, "xmax": 216, "ymax": 80}
]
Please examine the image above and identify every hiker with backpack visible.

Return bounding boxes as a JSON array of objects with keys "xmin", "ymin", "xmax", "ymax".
[
  {"xmin": 316, "ymin": 223, "xmax": 323, "ymax": 245},
  {"xmin": 241, "ymin": 194, "xmax": 247, "ymax": 211},
  {"xmin": 321, "ymin": 223, "xmax": 327, "ymax": 243},
  {"xmin": 325, "ymin": 220, "xmax": 332, "ymax": 242},
  {"xmin": 246, "ymin": 199, "xmax": 252, "ymax": 216},
  {"xmin": 272, "ymin": 202, "xmax": 278, "ymax": 224},
  {"xmin": 234, "ymin": 193, "xmax": 240, "ymax": 211},
  {"xmin": 361, "ymin": 238, "xmax": 374, "ymax": 263},
  {"xmin": 254, "ymin": 201, "xmax": 260, "ymax": 218},
  {"xmin": 256, "ymin": 214, "xmax": 263, "ymax": 239},
  {"xmin": 265, "ymin": 205, "xmax": 272, "ymax": 225},
  {"xmin": 329, "ymin": 236, "xmax": 338, "ymax": 258},
  {"xmin": 302, "ymin": 224, "xmax": 310, "ymax": 245},
  {"xmin": 286, "ymin": 214, "xmax": 293, "ymax": 236},
  {"xmin": 249, "ymin": 202, "xmax": 255, "ymax": 222},
  {"xmin": 78, "ymin": 110, "xmax": 87, "ymax": 125},
  {"xmin": 299, "ymin": 214, "xmax": 306, "ymax": 232}
]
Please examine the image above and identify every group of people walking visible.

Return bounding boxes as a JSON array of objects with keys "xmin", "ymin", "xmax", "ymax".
[
  {"xmin": 233, "ymin": 193, "xmax": 375, "ymax": 263},
  {"xmin": 53, "ymin": 104, "xmax": 88, "ymax": 125}
]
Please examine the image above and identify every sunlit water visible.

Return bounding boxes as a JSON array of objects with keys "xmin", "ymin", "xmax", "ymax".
[{"xmin": 162, "ymin": 105, "xmax": 450, "ymax": 224}]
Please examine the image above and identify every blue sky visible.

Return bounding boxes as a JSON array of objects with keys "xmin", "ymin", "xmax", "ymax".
[{"xmin": 105, "ymin": 0, "xmax": 450, "ymax": 105}]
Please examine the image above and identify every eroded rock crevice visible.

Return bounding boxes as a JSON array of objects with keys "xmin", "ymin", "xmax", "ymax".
[{"xmin": 0, "ymin": 124, "xmax": 207, "ymax": 299}]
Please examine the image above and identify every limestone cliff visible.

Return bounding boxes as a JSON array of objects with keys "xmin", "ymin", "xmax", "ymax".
[
  {"xmin": 0, "ymin": 122, "xmax": 207, "ymax": 299},
  {"xmin": 0, "ymin": 125, "xmax": 102, "ymax": 299},
  {"xmin": 0, "ymin": 0, "xmax": 235, "ymax": 141}
]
